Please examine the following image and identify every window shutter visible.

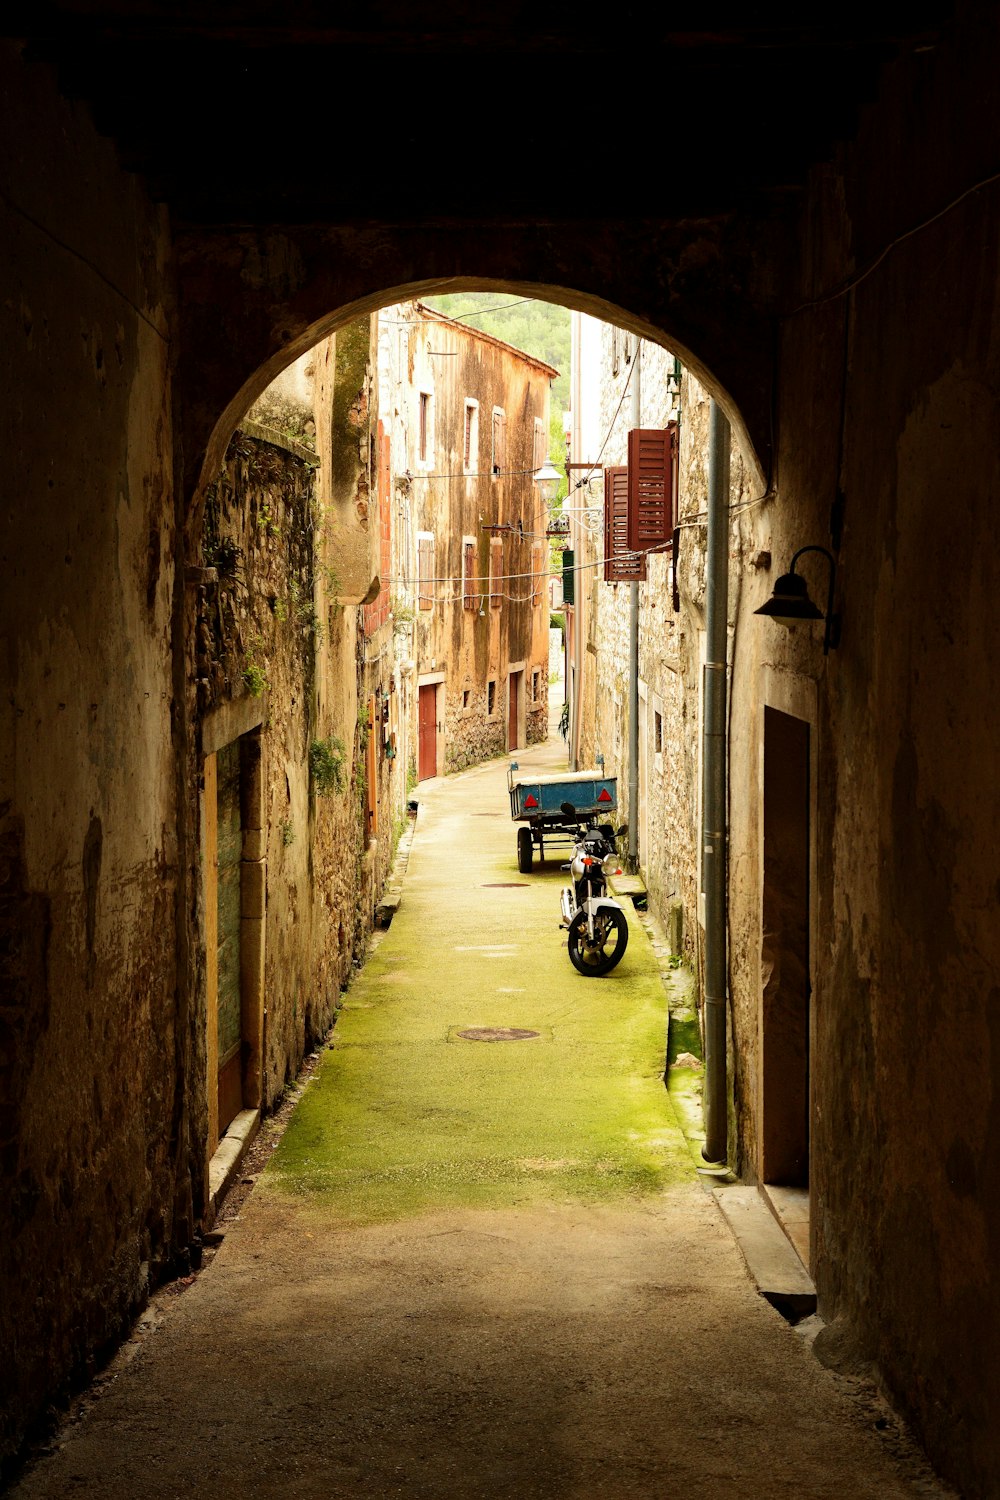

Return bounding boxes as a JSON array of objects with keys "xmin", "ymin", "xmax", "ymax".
[
  {"xmin": 627, "ymin": 426, "xmax": 676, "ymax": 555},
  {"xmin": 490, "ymin": 537, "xmax": 503, "ymax": 608},
  {"xmin": 604, "ymin": 465, "xmax": 645, "ymax": 582},
  {"xmin": 418, "ymin": 537, "xmax": 434, "ymax": 610},
  {"xmin": 364, "ymin": 425, "xmax": 393, "ymax": 636},
  {"xmin": 533, "ymin": 419, "xmax": 546, "ymax": 473},
  {"xmin": 562, "ymin": 548, "xmax": 575, "ymax": 606},
  {"xmin": 492, "ymin": 410, "xmax": 506, "ymax": 476},
  {"xmin": 531, "ymin": 542, "xmax": 543, "ymax": 607},
  {"xmin": 464, "ymin": 540, "xmax": 478, "ymax": 611}
]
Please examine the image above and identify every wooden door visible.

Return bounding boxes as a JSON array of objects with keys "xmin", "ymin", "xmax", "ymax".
[
  {"xmin": 216, "ymin": 740, "xmax": 243, "ymax": 1135},
  {"xmin": 761, "ymin": 707, "xmax": 811, "ymax": 1189},
  {"xmin": 418, "ymin": 685, "xmax": 437, "ymax": 780},
  {"xmin": 508, "ymin": 671, "xmax": 521, "ymax": 752}
]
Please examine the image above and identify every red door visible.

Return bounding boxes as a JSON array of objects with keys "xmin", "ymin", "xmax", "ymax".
[
  {"xmin": 419, "ymin": 685, "xmax": 437, "ymax": 780},
  {"xmin": 508, "ymin": 671, "xmax": 521, "ymax": 752}
]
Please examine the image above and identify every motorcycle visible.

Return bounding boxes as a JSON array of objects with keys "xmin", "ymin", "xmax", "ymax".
[{"xmin": 558, "ymin": 803, "xmax": 630, "ymax": 976}]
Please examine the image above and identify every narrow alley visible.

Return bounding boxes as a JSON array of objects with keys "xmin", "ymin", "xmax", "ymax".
[{"xmin": 10, "ymin": 737, "xmax": 944, "ymax": 1500}]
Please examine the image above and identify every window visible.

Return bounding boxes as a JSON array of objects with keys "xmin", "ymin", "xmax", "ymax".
[
  {"xmin": 418, "ymin": 391, "xmax": 432, "ymax": 464},
  {"xmin": 463, "ymin": 537, "xmax": 478, "ymax": 611},
  {"xmin": 417, "ymin": 533, "xmax": 435, "ymax": 611},
  {"xmin": 490, "ymin": 536, "xmax": 503, "ymax": 609},
  {"xmin": 491, "ymin": 407, "xmax": 506, "ymax": 477},
  {"xmin": 462, "ymin": 688, "xmax": 471, "ymax": 710},
  {"xmin": 611, "ymin": 327, "xmax": 620, "ymax": 379},
  {"xmin": 532, "ymin": 669, "xmax": 541, "ymax": 702},
  {"xmin": 532, "ymin": 417, "xmax": 547, "ymax": 474},
  {"xmin": 464, "ymin": 400, "xmax": 478, "ymax": 474},
  {"xmin": 487, "ymin": 679, "xmax": 496, "ymax": 716},
  {"xmin": 654, "ymin": 710, "xmax": 663, "ymax": 755}
]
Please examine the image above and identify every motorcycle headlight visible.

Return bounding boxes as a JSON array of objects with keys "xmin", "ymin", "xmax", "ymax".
[{"xmin": 602, "ymin": 853, "xmax": 620, "ymax": 875}]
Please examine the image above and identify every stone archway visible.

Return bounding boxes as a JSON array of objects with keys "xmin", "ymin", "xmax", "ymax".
[{"xmin": 175, "ymin": 221, "xmax": 775, "ymax": 539}]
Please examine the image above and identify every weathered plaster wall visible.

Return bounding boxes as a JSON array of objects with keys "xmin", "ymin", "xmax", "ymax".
[
  {"xmin": 722, "ymin": 17, "xmax": 1000, "ymax": 1495},
  {"xmin": 312, "ymin": 320, "xmax": 402, "ymax": 958},
  {"xmin": 0, "ymin": 41, "xmax": 189, "ymax": 1466}
]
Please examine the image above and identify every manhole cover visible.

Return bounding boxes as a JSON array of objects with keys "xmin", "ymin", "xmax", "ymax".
[
  {"xmin": 481, "ymin": 882, "xmax": 528, "ymax": 888},
  {"xmin": 457, "ymin": 1027, "xmax": 540, "ymax": 1043}
]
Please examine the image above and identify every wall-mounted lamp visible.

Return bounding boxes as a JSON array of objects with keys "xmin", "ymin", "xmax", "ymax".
[
  {"xmin": 533, "ymin": 458, "xmax": 563, "ymax": 504},
  {"xmin": 753, "ymin": 544, "xmax": 840, "ymax": 654}
]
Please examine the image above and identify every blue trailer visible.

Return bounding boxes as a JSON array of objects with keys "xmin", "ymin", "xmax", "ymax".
[{"xmin": 507, "ymin": 762, "xmax": 618, "ymax": 872}]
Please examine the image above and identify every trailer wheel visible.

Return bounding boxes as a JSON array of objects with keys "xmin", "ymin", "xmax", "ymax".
[{"xmin": 517, "ymin": 827, "xmax": 534, "ymax": 873}]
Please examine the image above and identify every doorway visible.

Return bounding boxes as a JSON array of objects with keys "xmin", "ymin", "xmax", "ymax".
[
  {"xmin": 419, "ymin": 683, "xmax": 438, "ymax": 780},
  {"xmin": 508, "ymin": 669, "xmax": 523, "ymax": 752},
  {"xmin": 761, "ymin": 706, "xmax": 811, "ymax": 1225},
  {"xmin": 215, "ymin": 739, "xmax": 244, "ymax": 1135},
  {"xmin": 637, "ymin": 686, "xmax": 648, "ymax": 867}
]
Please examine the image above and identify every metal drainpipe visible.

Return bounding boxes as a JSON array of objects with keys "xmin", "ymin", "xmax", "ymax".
[
  {"xmin": 569, "ymin": 312, "xmax": 583, "ymax": 771},
  {"xmin": 627, "ymin": 341, "xmax": 641, "ymax": 871},
  {"xmin": 702, "ymin": 398, "xmax": 730, "ymax": 1166}
]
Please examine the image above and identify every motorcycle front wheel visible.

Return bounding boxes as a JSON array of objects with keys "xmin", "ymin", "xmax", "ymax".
[{"xmin": 567, "ymin": 907, "xmax": 629, "ymax": 976}]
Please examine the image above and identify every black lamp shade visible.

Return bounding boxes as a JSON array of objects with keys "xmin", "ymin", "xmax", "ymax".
[{"xmin": 753, "ymin": 570, "xmax": 824, "ymax": 627}]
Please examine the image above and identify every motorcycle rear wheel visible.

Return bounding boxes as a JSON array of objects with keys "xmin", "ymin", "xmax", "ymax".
[{"xmin": 567, "ymin": 907, "xmax": 628, "ymax": 976}]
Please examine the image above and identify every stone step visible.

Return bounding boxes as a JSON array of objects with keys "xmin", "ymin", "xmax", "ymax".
[{"xmin": 712, "ymin": 1185, "xmax": 817, "ymax": 1322}]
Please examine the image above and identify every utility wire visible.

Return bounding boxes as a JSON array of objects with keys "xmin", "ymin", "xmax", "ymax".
[{"xmin": 785, "ymin": 166, "xmax": 1000, "ymax": 316}]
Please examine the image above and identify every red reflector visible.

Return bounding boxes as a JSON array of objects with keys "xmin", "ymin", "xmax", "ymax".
[
  {"xmin": 524, "ymin": 794, "xmax": 538, "ymax": 808},
  {"xmin": 598, "ymin": 788, "xmax": 611, "ymax": 802}
]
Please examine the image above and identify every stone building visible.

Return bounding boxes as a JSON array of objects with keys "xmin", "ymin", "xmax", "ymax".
[
  {"xmin": 7, "ymin": 9, "xmax": 1000, "ymax": 1494},
  {"xmin": 568, "ymin": 325, "xmax": 759, "ymax": 960},
  {"xmin": 378, "ymin": 302, "xmax": 555, "ymax": 780}
]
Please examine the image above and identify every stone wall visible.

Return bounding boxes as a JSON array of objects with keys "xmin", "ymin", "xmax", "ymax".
[
  {"xmin": 742, "ymin": 28, "xmax": 1000, "ymax": 1487},
  {"xmin": 581, "ymin": 335, "xmax": 752, "ymax": 963},
  {"xmin": 199, "ymin": 424, "xmax": 365, "ymax": 1111},
  {"xmin": 0, "ymin": 40, "xmax": 187, "ymax": 1468}
]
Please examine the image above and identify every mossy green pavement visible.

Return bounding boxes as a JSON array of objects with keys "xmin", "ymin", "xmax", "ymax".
[{"xmin": 263, "ymin": 735, "xmax": 692, "ymax": 1222}]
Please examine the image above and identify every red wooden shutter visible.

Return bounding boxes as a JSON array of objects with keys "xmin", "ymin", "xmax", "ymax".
[
  {"xmin": 627, "ymin": 426, "xmax": 676, "ymax": 554},
  {"xmin": 604, "ymin": 466, "xmax": 645, "ymax": 582}
]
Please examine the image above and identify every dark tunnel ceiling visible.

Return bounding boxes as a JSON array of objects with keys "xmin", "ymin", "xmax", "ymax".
[{"xmin": 9, "ymin": 3, "xmax": 950, "ymax": 225}]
